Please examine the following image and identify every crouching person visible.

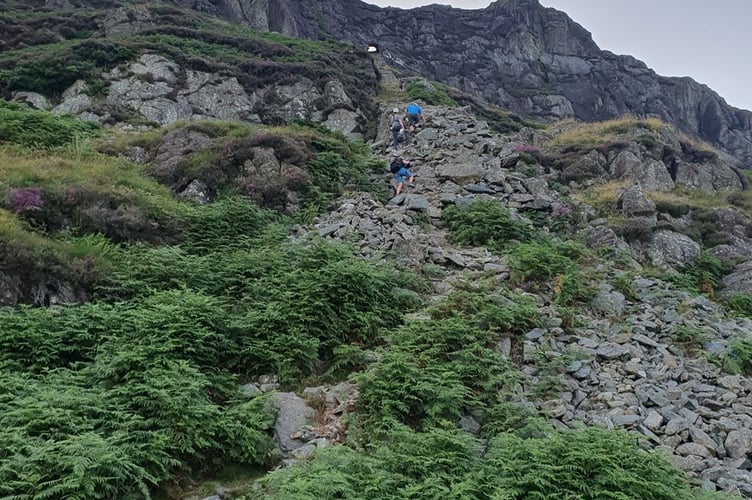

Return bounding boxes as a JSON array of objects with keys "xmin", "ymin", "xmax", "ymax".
[{"xmin": 390, "ymin": 157, "xmax": 414, "ymax": 196}]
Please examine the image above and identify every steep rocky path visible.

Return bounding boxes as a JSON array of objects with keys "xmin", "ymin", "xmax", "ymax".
[{"xmin": 289, "ymin": 103, "xmax": 752, "ymax": 496}]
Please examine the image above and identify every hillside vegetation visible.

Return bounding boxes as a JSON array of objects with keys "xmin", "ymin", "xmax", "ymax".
[
  {"xmin": 0, "ymin": 98, "xmax": 745, "ymax": 500},
  {"xmin": 1, "ymin": 6, "xmax": 751, "ymax": 500}
]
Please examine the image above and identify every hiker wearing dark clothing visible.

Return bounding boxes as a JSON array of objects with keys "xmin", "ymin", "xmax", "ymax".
[
  {"xmin": 389, "ymin": 157, "xmax": 414, "ymax": 196},
  {"xmin": 405, "ymin": 102, "xmax": 422, "ymax": 131},
  {"xmin": 389, "ymin": 107, "xmax": 404, "ymax": 150}
]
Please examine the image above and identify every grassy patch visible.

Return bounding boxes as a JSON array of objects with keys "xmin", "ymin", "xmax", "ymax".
[
  {"xmin": 0, "ymin": 146, "xmax": 182, "ymax": 242},
  {"xmin": 0, "ymin": 100, "xmax": 99, "ymax": 149},
  {"xmin": 405, "ymin": 80, "xmax": 456, "ymax": 107},
  {"xmin": 571, "ymin": 180, "xmax": 631, "ymax": 214},
  {"xmin": 549, "ymin": 115, "xmax": 664, "ymax": 147}
]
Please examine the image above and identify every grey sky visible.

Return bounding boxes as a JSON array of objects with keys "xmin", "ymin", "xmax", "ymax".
[{"xmin": 363, "ymin": 0, "xmax": 752, "ymax": 111}]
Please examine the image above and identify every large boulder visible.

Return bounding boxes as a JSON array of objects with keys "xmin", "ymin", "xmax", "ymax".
[
  {"xmin": 609, "ymin": 150, "xmax": 674, "ymax": 191},
  {"xmin": 648, "ymin": 230, "xmax": 701, "ymax": 268},
  {"xmin": 150, "ymin": 127, "xmax": 213, "ymax": 187},
  {"xmin": 721, "ymin": 260, "xmax": 752, "ymax": 295},
  {"xmin": 674, "ymin": 158, "xmax": 743, "ymax": 192}
]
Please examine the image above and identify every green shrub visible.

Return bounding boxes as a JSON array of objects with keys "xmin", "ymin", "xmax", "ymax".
[
  {"xmin": 228, "ymin": 242, "xmax": 408, "ymax": 382},
  {"xmin": 217, "ymin": 396, "xmax": 276, "ymax": 465},
  {"xmin": 0, "ymin": 99, "xmax": 99, "ymax": 149},
  {"xmin": 664, "ymin": 251, "xmax": 725, "ymax": 297},
  {"xmin": 355, "ymin": 317, "xmax": 517, "ymax": 430},
  {"xmin": 555, "ymin": 270, "xmax": 597, "ymax": 307},
  {"xmin": 527, "ymin": 347, "xmax": 585, "ymax": 399},
  {"xmin": 405, "ymin": 80, "xmax": 456, "ymax": 107},
  {"xmin": 509, "ymin": 240, "xmax": 579, "ymax": 283},
  {"xmin": 93, "ymin": 290, "xmax": 234, "ymax": 375},
  {"xmin": 179, "ymin": 196, "xmax": 283, "ymax": 254},
  {"xmin": 722, "ymin": 292, "xmax": 752, "ymax": 318},
  {"xmin": 718, "ymin": 333, "xmax": 752, "ymax": 376},
  {"xmin": 101, "ymin": 237, "xmax": 409, "ymax": 381},
  {"xmin": 355, "ymin": 346, "xmax": 468, "ymax": 430},
  {"xmin": 0, "ymin": 302, "xmax": 110, "ymax": 372},
  {"xmin": 258, "ymin": 421, "xmax": 712, "ymax": 500},
  {"xmin": 482, "ymin": 402, "xmax": 549, "ymax": 439},
  {"xmin": 305, "ymin": 150, "xmax": 347, "ymax": 194},
  {"xmin": 442, "ymin": 200, "xmax": 535, "ymax": 251},
  {"xmin": 483, "ymin": 427, "xmax": 698, "ymax": 499},
  {"xmin": 100, "ymin": 225, "xmax": 412, "ymax": 383},
  {"xmin": 258, "ymin": 427, "xmax": 483, "ymax": 499},
  {"xmin": 428, "ymin": 284, "xmax": 541, "ymax": 336},
  {"xmin": 0, "ymin": 287, "xmax": 276, "ymax": 497},
  {"xmin": 0, "ymin": 370, "xmax": 173, "ymax": 498},
  {"xmin": 613, "ymin": 271, "xmax": 639, "ymax": 301},
  {"xmin": 671, "ymin": 324, "xmax": 706, "ymax": 349}
]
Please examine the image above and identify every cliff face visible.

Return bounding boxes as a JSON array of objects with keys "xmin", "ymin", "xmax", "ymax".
[{"xmin": 175, "ymin": 0, "xmax": 752, "ymax": 166}]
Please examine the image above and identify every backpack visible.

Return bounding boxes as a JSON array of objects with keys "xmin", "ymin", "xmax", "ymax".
[
  {"xmin": 390, "ymin": 113, "xmax": 401, "ymax": 130},
  {"xmin": 390, "ymin": 157, "xmax": 404, "ymax": 174},
  {"xmin": 406, "ymin": 103, "xmax": 420, "ymax": 116}
]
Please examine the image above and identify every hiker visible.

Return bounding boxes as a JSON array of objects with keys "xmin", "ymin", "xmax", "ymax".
[
  {"xmin": 390, "ymin": 157, "xmax": 414, "ymax": 196},
  {"xmin": 399, "ymin": 79, "xmax": 405, "ymax": 91},
  {"xmin": 404, "ymin": 102, "xmax": 422, "ymax": 131},
  {"xmin": 389, "ymin": 107, "xmax": 404, "ymax": 150}
]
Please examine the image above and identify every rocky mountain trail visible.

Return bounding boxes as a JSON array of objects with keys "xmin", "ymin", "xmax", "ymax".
[{"xmin": 275, "ymin": 103, "xmax": 752, "ymax": 495}]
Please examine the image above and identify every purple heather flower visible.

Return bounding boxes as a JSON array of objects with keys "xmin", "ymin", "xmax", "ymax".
[
  {"xmin": 551, "ymin": 201, "xmax": 572, "ymax": 218},
  {"xmin": 9, "ymin": 187, "xmax": 43, "ymax": 213},
  {"xmin": 512, "ymin": 144, "xmax": 539, "ymax": 154}
]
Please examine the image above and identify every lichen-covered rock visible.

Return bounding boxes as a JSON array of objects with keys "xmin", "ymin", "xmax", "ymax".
[
  {"xmin": 617, "ymin": 185, "xmax": 656, "ymax": 216},
  {"xmin": 648, "ymin": 230, "xmax": 701, "ymax": 268},
  {"xmin": 151, "ymin": 127, "xmax": 213, "ymax": 186},
  {"xmin": 721, "ymin": 260, "xmax": 752, "ymax": 295},
  {"xmin": 609, "ymin": 150, "xmax": 674, "ymax": 191},
  {"xmin": 675, "ymin": 158, "xmax": 743, "ymax": 192}
]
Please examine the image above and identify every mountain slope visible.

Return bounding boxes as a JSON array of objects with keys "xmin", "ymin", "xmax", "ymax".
[
  {"xmin": 165, "ymin": 0, "xmax": 752, "ymax": 166},
  {"xmin": 2, "ymin": 2, "xmax": 752, "ymax": 498}
]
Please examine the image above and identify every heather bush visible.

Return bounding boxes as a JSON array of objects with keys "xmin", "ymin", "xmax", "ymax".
[
  {"xmin": 9, "ymin": 186, "xmax": 43, "ymax": 213},
  {"xmin": 0, "ymin": 40, "xmax": 133, "ymax": 96}
]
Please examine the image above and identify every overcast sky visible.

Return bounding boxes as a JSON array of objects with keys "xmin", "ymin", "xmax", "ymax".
[{"xmin": 363, "ymin": 0, "xmax": 752, "ymax": 111}]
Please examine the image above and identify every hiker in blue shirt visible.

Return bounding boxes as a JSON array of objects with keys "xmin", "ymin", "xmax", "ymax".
[
  {"xmin": 404, "ymin": 102, "xmax": 423, "ymax": 131},
  {"xmin": 391, "ymin": 157, "xmax": 414, "ymax": 196}
]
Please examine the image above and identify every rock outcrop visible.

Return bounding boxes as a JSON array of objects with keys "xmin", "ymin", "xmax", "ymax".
[
  {"xmin": 43, "ymin": 53, "xmax": 368, "ymax": 140},
  {"xmin": 185, "ymin": 0, "xmax": 752, "ymax": 166}
]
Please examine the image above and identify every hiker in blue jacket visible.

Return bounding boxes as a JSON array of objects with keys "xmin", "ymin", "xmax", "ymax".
[
  {"xmin": 389, "ymin": 107, "xmax": 404, "ymax": 150},
  {"xmin": 391, "ymin": 157, "xmax": 414, "ymax": 196},
  {"xmin": 404, "ymin": 102, "xmax": 423, "ymax": 131}
]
